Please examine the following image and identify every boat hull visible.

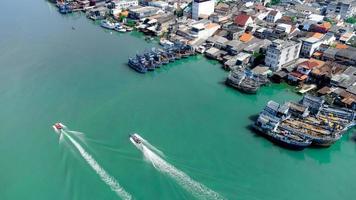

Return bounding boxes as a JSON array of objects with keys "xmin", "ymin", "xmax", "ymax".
[
  {"xmin": 225, "ymin": 79, "xmax": 258, "ymax": 94},
  {"xmin": 253, "ymin": 125, "xmax": 311, "ymax": 150}
]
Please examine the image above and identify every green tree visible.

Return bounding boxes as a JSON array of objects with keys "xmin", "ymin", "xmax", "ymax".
[
  {"xmin": 271, "ymin": 0, "xmax": 280, "ymax": 5},
  {"xmin": 345, "ymin": 17, "xmax": 356, "ymax": 24}
]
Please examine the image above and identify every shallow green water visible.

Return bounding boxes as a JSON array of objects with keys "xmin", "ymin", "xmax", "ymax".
[{"xmin": 1, "ymin": 1, "xmax": 356, "ymax": 200}]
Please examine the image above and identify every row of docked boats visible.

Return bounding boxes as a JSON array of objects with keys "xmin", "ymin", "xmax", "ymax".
[
  {"xmin": 226, "ymin": 68, "xmax": 269, "ymax": 94},
  {"xmin": 128, "ymin": 43, "xmax": 195, "ymax": 73},
  {"xmin": 254, "ymin": 95, "xmax": 355, "ymax": 150}
]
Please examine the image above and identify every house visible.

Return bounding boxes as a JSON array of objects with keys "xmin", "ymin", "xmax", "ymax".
[
  {"xmin": 225, "ymin": 40, "xmax": 243, "ymax": 55},
  {"xmin": 87, "ymin": 6, "xmax": 109, "ymax": 20},
  {"xmin": 234, "ymin": 13, "xmax": 254, "ymax": 29},
  {"xmin": 275, "ymin": 23, "xmax": 292, "ymax": 34},
  {"xmin": 265, "ymin": 10, "xmax": 282, "ymax": 23},
  {"xmin": 309, "ymin": 61, "xmax": 347, "ymax": 87},
  {"xmin": 206, "ymin": 35, "xmax": 229, "ymax": 49},
  {"xmin": 310, "ymin": 22, "xmax": 332, "ymax": 33},
  {"xmin": 331, "ymin": 66, "xmax": 356, "ymax": 89},
  {"xmin": 334, "ymin": 47, "xmax": 356, "ymax": 65},
  {"xmin": 190, "ymin": 20, "xmax": 221, "ymax": 40},
  {"xmin": 287, "ymin": 59, "xmax": 325, "ymax": 83},
  {"xmin": 325, "ymin": 0, "xmax": 356, "ymax": 19},
  {"xmin": 239, "ymin": 33, "xmax": 253, "ymax": 43},
  {"xmin": 300, "ymin": 36, "xmax": 323, "ymax": 57}
]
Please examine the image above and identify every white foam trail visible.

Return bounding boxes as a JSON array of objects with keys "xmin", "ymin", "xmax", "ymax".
[
  {"xmin": 63, "ymin": 131, "xmax": 132, "ymax": 200},
  {"xmin": 141, "ymin": 138, "xmax": 165, "ymax": 158},
  {"xmin": 141, "ymin": 145, "xmax": 224, "ymax": 200}
]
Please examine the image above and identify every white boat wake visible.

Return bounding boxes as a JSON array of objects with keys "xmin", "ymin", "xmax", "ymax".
[
  {"xmin": 136, "ymin": 136, "xmax": 224, "ymax": 200},
  {"xmin": 62, "ymin": 130, "xmax": 132, "ymax": 200}
]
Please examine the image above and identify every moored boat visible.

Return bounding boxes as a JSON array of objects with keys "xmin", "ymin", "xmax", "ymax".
[{"xmin": 100, "ymin": 20, "xmax": 116, "ymax": 30}]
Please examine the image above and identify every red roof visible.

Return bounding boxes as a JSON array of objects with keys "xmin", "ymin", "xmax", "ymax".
[
  {"xmin": 299, "ymin": 61, "xmax": 319, "ymax": 70},
  {"xmin": 289, "ymin": 71, "xmax": 308, "ymax": 80},
  {"xmin": 235, "ymin": 14, "xmax": 251, "ymax": 27}
]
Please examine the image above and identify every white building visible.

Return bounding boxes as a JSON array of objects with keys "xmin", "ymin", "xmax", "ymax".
[
  {"xmin": 265, "ymin": 39, "xmax": 302, "ymax": 71},
  {"xmin": 265, "ymin": 10, "xmax": 282, "ymax": 23},
  {"xmin": 300, "ymin": 37, "xmax": 323, "ymax": 58},
  {"xmin": 190, "ymin": 20, "xmax": 220, "ymax": 39},
  {"xmin": 148, "ymin": 1, "xmax": 169, "ymax": 10},
  {"xmin": 192, "ymin": 0, "xmax": 215, "ymax": 20},
  {"xmin": 111, "ymin": 0, "xmax": 138, "ymax": 10}
]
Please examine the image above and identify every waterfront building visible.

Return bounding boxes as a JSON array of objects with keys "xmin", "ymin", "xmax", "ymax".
[
  {"xmin": 287, "ymin": 59, "xmax": 325, "ymax": 84},
  {"xmin": 192, "ymin": 0, "xmax": 215, "ymax": 20},
  {"xmin": 265, "ymin": 39, "xmax": 302, "ymax": 71},
  {"xmin": 128, "ymin": 6, "xmax": 163, "ymax": 19},
  {"xmin": 110, "ymin": 0, "xmax": 138, "ymax": 10}
]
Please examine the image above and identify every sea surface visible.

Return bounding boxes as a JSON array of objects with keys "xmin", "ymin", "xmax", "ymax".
[{"xmin": 1, "ymin": 1, "xmax": 356, "ymax": 200}]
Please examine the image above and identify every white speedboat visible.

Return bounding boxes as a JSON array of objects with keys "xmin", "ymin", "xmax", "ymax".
[
  {"xmin": 114, "ymin": 24, "xmax": 127, "ymax": 32},
  {"xmin": 129, "ymin": 133, "xmax": 143, "ymax": 149},
  {"xmin": 101, "ymin": 20, "xmax": 116, "ymax": 30},
  {"xmin": 52, "ymin": 122, "xmax": 65, "ymax": 134}
]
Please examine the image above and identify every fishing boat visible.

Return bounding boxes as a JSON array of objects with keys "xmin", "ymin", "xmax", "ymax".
[
  {"xmin": 226, "ymin": 69, "xmax": 259, "ymax": 94},
  {"xmin": 159, "ymin": 38, "xmax": 174, "ymax": 47},
  {"xmin": 128, "ymin": 57, "xmax": 147, "ymax": 73},
  {"xmin": 269, "ymin": 129, "xmax": 312, "ymax": 150},
  {"xmin": 278, "ymin": 114, "xmax": 345, "ymax": 147},
  {"xmin": 58, "ymin": 3, "xmax": 72, "ymax": 14},
  {"xmin": 100, "ymin": 20, "xmax": 116, "ymax": 30},
  {"xmin": 255, "ymin": 125, "xmax": 312, "ymax": 150}
]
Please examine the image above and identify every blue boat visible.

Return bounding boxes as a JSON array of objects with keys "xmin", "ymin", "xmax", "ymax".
[{"xmin": 58, "ymin": 4, "xmax": 72, "ymax": 14}]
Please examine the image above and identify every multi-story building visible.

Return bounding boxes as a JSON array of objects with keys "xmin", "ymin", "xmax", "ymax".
[
  {"xmin": 325, "ymin": 0, "xmax": 356, "ymax": 19},
  {"xmin": 192, "ymin": 0, "xmax": 215, "ymax": 20},
  {"xmin": 265, "ymin": 10, "xmax": 282, "ymax": 23},
  {"xmin": 265, "ymin": 39, "xmax": 302, "ymax": 71},
  {"xmin": 300, "ymin": 37, "xmax": 323, "ymax": 57}
]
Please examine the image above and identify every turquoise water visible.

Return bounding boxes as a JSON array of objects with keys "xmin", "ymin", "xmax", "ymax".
[{"xmin": 1, "ymin": 1, "xmax": 356, "ymax": 200}]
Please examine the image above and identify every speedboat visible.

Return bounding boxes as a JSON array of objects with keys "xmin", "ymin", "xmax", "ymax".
[
  {"xmin": 129, "ymin": 133, "xmax": 144, "ymax": 149},
  {"xmin": 101, "ymin": 20, "xmax": 116, "ymax": 30},
  {"xmin": 53, "ymin": 122, "xmax": 65, "ymax": 134},
  {"xmin": 114, "ymin": 24, "xmax": 126, "ymax": 32},
  {"xmin": 130, "ymin": 134, "xmax": 142, "ymax": 144}
]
